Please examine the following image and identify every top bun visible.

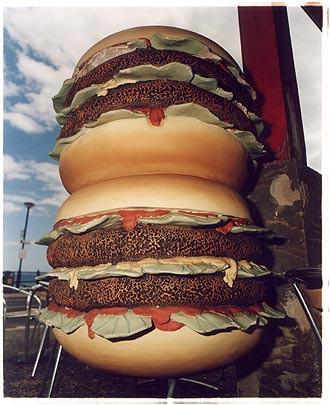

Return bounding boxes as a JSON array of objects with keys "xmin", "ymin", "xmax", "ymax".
[{"xmin": 76, "ymin": 25, "xmax": 240, "ymax": 71}]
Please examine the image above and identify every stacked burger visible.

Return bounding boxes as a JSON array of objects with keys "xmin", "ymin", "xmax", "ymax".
[{"xmin": 38, "ymin": 26, "xmax": 283, "ymax": 377}]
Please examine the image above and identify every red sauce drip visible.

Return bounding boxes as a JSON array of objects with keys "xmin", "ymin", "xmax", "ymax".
[
  {"xmin": 131, "ymin": 106, "xmax": 165, "ymax": 126},
  {"xmin": 216, "ymin": 217, "xmax": 250, "ymax": 234},
  {"xmin": 216, "ymin": 222, "xmax": 235, "ymax": 234},
  {"xmin": 133, "ymin": 306, "xmax": 202, "ymax": 332},
  {"xmin": 84, "ymin": 311, "xmax": 96, "ymax": 339},
  {"xmin": 117, "ymin": 209, "xmax": 170, "ymax": 231},
  {"xmin": 155, "ymin": 320, "xmax": 184, "ymax": 332},
  {"xmin": 244, "ymin": 303, "xmax": 263, "ymax": 314},
  {"xmin": 141, "ymin": 37, "xmax": 152, "ymax": 47}
]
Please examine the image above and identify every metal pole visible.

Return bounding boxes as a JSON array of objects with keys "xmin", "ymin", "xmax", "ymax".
[{"xmin": 15, "ymin": 202, "xmax": 34, "ymax": 288}]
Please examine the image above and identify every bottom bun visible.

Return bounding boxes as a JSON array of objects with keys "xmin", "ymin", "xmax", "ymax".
[{"xmin": 53, "ymin": 325, "xmax": 262, "ymax": 377}]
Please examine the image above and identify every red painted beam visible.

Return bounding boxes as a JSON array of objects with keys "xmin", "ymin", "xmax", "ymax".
[{"xmin": 238, "ymin": 6, "xmax": 306, "ymax": 163}]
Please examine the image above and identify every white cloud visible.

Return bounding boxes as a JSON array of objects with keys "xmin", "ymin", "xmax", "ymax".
[
  {"xmin": 4, "ymin": 193, "xmax": 37, "ymax": 205},
  {"xmin": 4, "ymin": 111, "xmax": 44, "ymax": 133},
  {"xmin": 3, "ymin": 194, "xmax": 39, "ymax": 214},
  {"xmin": 4, "ymin": 153, "xmax": 66, "ymax": 193},
  {"xmin": 287, "ymin": 8, "xmax": 321, "ymax": 173},
  {"xmin": 17, "ymin": 53, "xmax": 58, "ymax": 87},
  {"xmin": 4, "ymin": 154, "xmax": 69, "ymax": 213},
  {"xmin": 3, "ymin": 201, "xmax": 23, "ymax": 213},
  {"xmin": 4, "ymin": 7, "xmax": 242, "ymax": 68},
  {"xmin": 33, "ymin": 161, "xmax": 68, "ymax": 197},
  {"xmin": 3, "ymin": 154, "xmax": 31, "ymax": 180},
  {"xmin": 4, "ymin": 81, "xmax": 21, "ymax": 97},
  {"xmin": 3, "ymin": 240, "xmax": 20, "ymax": 247},
  {"xmin": 4, "ymin": 52, "xmax": 72, "ymax": 132},
  {"xmin": 39, "ymin": 193, "xmax": 68, "ymax": 208}
]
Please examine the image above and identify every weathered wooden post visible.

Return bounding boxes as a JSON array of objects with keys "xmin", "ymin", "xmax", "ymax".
[{"xmin": 237, "ymin": 6, "xmax": 321, "ymax": 397}]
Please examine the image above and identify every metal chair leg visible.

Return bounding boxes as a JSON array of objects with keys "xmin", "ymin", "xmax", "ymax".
[
  {"xmin": 167, "ymin": 378, "xmax": 176, "ymax": 398},
  {"xmin": 32, "ymin": 324, "xmax": 50, "ymax": 377},
  {"xmin": 48, "ymin": 345, "xmax": 63, "ymax": 398},
  {"xmin": 179, "ymin": 377, "xmax": 219, "ymax": 392},
  {"xmin": 23, "ymin": 315, "xmax": 31, "ymax": 361},
  {"xmin": 38, "ymin": 338, "xmax": 58, "ymax": 397},
  {"xmin": 31, "ymin": 317, "xmax": 40, "ymax": 343}
]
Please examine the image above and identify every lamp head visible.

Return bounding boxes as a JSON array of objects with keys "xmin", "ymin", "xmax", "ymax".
[{"xmin": 24, "ymin": 202, "xmax": 35, "ymax": 209}]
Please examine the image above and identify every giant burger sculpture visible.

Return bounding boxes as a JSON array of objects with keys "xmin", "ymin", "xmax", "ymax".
[{"xmin": 38, "ymin": 26, "xmax": 283, "ymax": 377}]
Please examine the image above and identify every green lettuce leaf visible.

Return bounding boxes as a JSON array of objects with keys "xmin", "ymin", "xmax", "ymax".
[
  {"xmin": 150, "ymin": 33, "xmax": 221, "ymax": 61},
  {"xmin": 39, "ymin": 308, "xmax": 85, "ymax": 334},
  {"xmin": 191, "ymin": 74, "xmax": 233, "ymax": 99},
  {"xmin": 171, "ymin": 303, "xmax": 284, "ymax": 334},
  {"xmin": 52, "ymin": 78, "xmax": 75, "ymax": 113},
  {"xmin": 237, "ymin": 262, "xmax": 271, "ymax": 278},
  {"xmin": 259, "ymin": 303, "xmax": 286, "ymax": 318},
  {"xmin": 230, "ymin": 130, "xmax": 265, "ymax": 159},
  {"xmin": 171, "ymin": 312, "xmax": 236, "ymax": 333},
  {"xmin": 92, "ymin": 311, "xmax": 152, "ymax": 339},
  {"xmin": 226, "ymin": 65, "xmax": 257, "ymax": 100},
  {"xmin": 165, "ymin": 103, "xmax": 232, "ymax": 127}
]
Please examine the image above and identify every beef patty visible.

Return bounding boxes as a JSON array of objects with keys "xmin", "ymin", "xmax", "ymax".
[
  {"xmin": 48, "ymin": 275, "xmax": 267, "ymax": 311},
  {"xmin": 47, "ymin": 224, "xmax": 265, "ymax": 269}
]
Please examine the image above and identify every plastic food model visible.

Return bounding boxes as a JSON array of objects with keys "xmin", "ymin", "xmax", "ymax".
[{"xmin": 38, "ymin": 26, "xmax": 283, "ymax": 377}]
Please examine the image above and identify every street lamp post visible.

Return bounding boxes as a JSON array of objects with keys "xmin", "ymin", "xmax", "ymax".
[{"xmin": 15, "ymin": 202, "xmax": 35, "ymax": 288}]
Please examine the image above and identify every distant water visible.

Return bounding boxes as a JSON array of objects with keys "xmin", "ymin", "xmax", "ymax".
[{"xmin": 3, "ymin": 271, "xmax": 47, "ymax": 287}]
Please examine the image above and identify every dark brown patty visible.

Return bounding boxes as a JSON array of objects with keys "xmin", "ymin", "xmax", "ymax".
[
  {"xmin": 48, "ymin": 275, "xmax": 267, "ymax": 311},
  {"xmin": 46, "ymin": 224, "xmax": 264, "ymax": 269},
  {"xmin": 60, "ymin": 79, "xmax": 255, "ymax": 139},
  {"xmin": 66, "ymin": 48, "xmax": 254, "ymax": 109}
]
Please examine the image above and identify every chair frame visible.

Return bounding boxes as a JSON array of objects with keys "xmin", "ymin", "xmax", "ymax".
[{"xmin": 3, "ymin": 283, "xmax": 43, "ymax": 360}]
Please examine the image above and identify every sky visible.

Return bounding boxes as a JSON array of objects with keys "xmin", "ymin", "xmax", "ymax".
[{"xmin": 2, "ymin": 6, "xmax": 322, "ymax": 274}]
